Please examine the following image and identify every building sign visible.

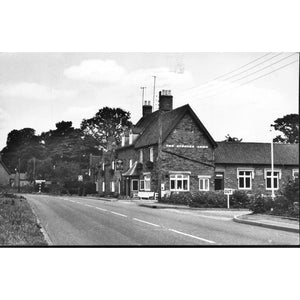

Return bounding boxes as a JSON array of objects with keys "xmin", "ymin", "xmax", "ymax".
[{"xmin": 166, "ymin": 144, "xmax": 208, "ymax": 149}]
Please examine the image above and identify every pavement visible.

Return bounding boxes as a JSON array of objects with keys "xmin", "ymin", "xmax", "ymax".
[{"xmin": 23, "ymin": 194, "xmax": 299, "ymax": 245}]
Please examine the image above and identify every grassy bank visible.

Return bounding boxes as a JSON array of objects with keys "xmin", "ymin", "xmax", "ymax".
[{"xmin": 0, "ymin": 193, "xmax": 48, "ymax": 246}]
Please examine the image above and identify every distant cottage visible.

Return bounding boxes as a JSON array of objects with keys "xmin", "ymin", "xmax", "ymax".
[{"xmin": 96, "ymin": 90, "xmax": 299, "ymax": 198}]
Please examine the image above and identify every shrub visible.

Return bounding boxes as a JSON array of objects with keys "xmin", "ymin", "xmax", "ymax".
[
  {"xmin": 230, "ymin": 190, "xmax": 252, "ymax": 208},
  {"xmin": 190, "ymin": 191, "xmax": 227, "ymax": 208},
  {"xmin": 281, "ymin": 178, "xmax": 299, "ymax": 205},
  {"xmin": 167, "ymin": 192, "xmax": 193, "ymax": 205},
  {"xmin": 249, "ymin": 194, "xmax": 273, "ymax": 213}
]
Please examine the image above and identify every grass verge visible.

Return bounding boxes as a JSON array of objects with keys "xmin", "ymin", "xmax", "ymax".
[{"xmin": 0, "ymin": 193, "xmax": 48, "ymax": 246}]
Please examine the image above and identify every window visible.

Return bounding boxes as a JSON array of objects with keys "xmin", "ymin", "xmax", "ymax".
[
  {"xmin": 111, "ymin": 160, "xmax": 115, "ymax": 170},
  {"xmin": 102, "ymin": 181, "xmax": 105, "ymax": 192},
  {"xmin": 144, "ymin": 174, "xmax": 151, "ymax": 191},
  {"xmin": 129, "ymin": 159, "xmax": 133, "ymax": 168},
  {"xmin": 140, "ymin": 180, "xmax": 145, "ymax": 190},
  {"xmin": 237, "ymin": 170, "xmax": 253, "ymax": 190},
  {"xmin": 170, "ymin": 174, "xmax": 189, "ymax": 191},
  {"xmin": 214, "ymin": 172, "xmax": 224, "ymax": 190},
  {"xmin": 139, "ymin": 150, "xmax": 143, "ymax": 163},
  {"xmin": 111, "ymin": 181, "xmax": 115, "ymax": 192},
  {"xmin": 131, "ymin": 179, "xmax": 139, "ymax": 191},
  {"xmin": 140, "ymin": 175, "xmax": 151, "ymax": 191},
  {"xmin": 198, "ymin": 176, "xmax": 210, "ymax": 191},
  {"xmin": 265, "ymin": 169, "xmax": 281, "ymax": 190},
  {"xmin": 149, "ymin": 147, "xmax": 154, "ymax": 162},
  {"xmin": 292, "ymin": 169, "xmax": 299, "ymax": 180}
]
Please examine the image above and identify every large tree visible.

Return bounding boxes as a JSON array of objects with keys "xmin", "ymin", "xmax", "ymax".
[
  {"xmin": 1, "ymin": 128, "xmax": 45, "ymax": 172},
  {"xmin": 271, "ymin": 114, "xmax": 299, "ymax": 143},
  {"xmin": 80, "ymin": 107, "xmax": 132, "ymax": 150}
]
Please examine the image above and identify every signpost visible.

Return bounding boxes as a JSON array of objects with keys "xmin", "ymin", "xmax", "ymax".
[{"xmin": 224, "ymin": 188, "xmax": 234, "ymax": 209}]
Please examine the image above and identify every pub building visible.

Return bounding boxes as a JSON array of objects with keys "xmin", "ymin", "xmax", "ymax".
[{"xmin": 96, "ymin": 90, "xmax": 299, "ymax": 198}]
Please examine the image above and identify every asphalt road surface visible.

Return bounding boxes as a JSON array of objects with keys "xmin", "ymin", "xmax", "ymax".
[{"xmin": 25, "ymin": 194, "xmax": 300, "ymax": 246}]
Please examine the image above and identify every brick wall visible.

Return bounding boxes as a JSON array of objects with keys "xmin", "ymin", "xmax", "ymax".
[{"xmin": 216, "ymin": 164, "xmax": 297, "ymax": 195}]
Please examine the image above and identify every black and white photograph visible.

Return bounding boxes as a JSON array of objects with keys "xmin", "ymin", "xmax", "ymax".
[
  {"xmin": 1, "ymin": 1, "xmax": 299, "ymax": 299},
  {"xmin": 0, "ymin": 52, "xmax": 298, "ymax": 246}
]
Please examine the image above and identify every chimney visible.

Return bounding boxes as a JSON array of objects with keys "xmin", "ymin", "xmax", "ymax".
[
  {"xmin": 142, "ymin": 100, "xmax": 152, "ymax": 117},
  {"xmin": 159, "ymin": 90, "xmax": 173, "ymax": 111}
]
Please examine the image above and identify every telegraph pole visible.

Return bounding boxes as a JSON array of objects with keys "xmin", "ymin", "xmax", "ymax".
[
  {"xmin": 157, "ymin": 109, "xmax": 163, "ymax": 200},
  {"xmin": 140, "ymin": 86, "xmax": 146, "ymax": 105},
  {"xmin": 152, "ymin": 76, "xmax": 156, "ymax": 108},
  {"xmin": 18, "ymin": 157, "xmax": 21, "ymax": 193}
]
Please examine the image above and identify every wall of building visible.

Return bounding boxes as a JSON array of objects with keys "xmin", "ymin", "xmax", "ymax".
[
  {"xmin": 216, "ymin": 164, "xmax": 298, "ymax": 194},
  {"xmin": 160, "ymin": 112, "xmax": 215, "ymax": 193}
]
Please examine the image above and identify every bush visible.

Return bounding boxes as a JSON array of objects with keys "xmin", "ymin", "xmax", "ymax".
[
  {"xmin": 190, "ymin": 191, "xmax": 227, "ymax": 208},
  {"xmin": 230, "ymin": 190, "xmax": 252, "ymax": 208},
  {"xmin": 249, "ymin": 194, "xmax": 273, "ymax": 213},
  {"xmin": 162, "ymin": 192, "xmax": 193, "ymax": 205}
]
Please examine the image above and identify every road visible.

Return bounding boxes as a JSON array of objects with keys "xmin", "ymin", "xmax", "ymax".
[{"xmin": 25, "ymin": 194, "xmax": 299, "ymax": 246}]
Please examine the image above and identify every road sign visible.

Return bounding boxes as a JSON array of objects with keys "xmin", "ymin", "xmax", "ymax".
[
  {"xmin": 224, "ymin": 189, "xmax": 234, "ymax": 209},
  {"xmin": 35, "ymin": 180, "xmax": 46, "ymax": 184},
  {"xmin": 224, "ymin": 188, "xmax": 234, "ymax": 195}
]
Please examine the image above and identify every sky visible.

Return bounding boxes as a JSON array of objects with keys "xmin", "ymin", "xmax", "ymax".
[{"xmin": 0, "ymin": 52, "xmax": 298, "ymax": 150}]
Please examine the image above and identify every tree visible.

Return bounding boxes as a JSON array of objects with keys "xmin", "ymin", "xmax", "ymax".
[
  {"xmin": 81, "ymin": 107, "xmax": 132, "ymax": 150},
  {"xmin": 271, "ymin": 114, "xmax": 299, "ymax": 143},
  {"xmin": 1, "ymin": 128, "xmax": 45, "ymax": 172},
  {"xmin": 224, "ymin": 134, "xmax": 243, "ymax": 143}
]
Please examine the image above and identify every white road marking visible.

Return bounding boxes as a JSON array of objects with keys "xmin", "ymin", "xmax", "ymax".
[
  {"xmin": 95, "ymin": 207, "xmax": 108, "ymax": 212},
  {"xmin": 168, "ymin": 229, "xmax": 216, "ymax": 244},
  {"xmin": 110, "ymin": 211, "xmax": 128, "ymax": 218},
  {"xmin": 133, "ymin": 218, "xmax": 160, "ymax": 227}
]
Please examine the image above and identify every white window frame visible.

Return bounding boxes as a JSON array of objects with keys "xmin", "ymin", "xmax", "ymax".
[
  {"xmin": 139, "ymin": 149, "xmax": 143, "ymax": 163},
  {"xmin": 292, "ymin": 169, "xmax": 299, "ymax": 180},
  {"xmin": 144, "ymin": 174, "xmax": 151, "ymax": 191},
  {"xmin": 149, "ymin": 147, "xmax": 154, "ymax": 162},
  {"xmin": 140, "ymin": 180, "xmax": 145, "ymax": 191},
  {"xmin": 111, "ymin": 181, "xmax": 115, "ymax": 192},
  {"xmin": 198, "ymin": 175, "xmax": 210, "ymax": 191},
  {"xmin": 264, "ymin": 169, "xmax": 281, "ymax": 190},
  {"xmin": 131, "ymin": 179, "xmax": 139, "ymax": 191},
  {"xmin": 170, "ymin": 174, "xmax": 190, "ymax": 192},
  {"xmin": 237, "ymin": 169, "xmax": 254, "ymax": 190}
]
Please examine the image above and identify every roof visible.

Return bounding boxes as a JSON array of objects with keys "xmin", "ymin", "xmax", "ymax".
[
  {"xmin": 122, "ymin": 161, "xmax": 138, "ymax": 176},
  {"xmin": 132, "ymin": 104, "xmax": 217, "ymax": 149},
  {"xmin": 215, "ymin": 142, "xmax": 299, "ymax": 165},
  {"xmin": 0, "ymin": 160, "xmax": 11, "ymax": 175}
]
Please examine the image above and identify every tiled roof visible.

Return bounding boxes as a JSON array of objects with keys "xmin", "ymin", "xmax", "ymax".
[
  {"xmin": 215, "ymin": 142, "xmax": 299, "ymax": 165},
  {"xmin": 133, "ymin": 104, "xmax": 217, "ymax": 149}
]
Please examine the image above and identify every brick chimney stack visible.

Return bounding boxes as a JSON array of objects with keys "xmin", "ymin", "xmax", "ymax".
[
  {"xmin": 159, "ymin": 90, "xmax": 173, "ymax": 112},
  {"xmin": 142, "ymin": 100, "xmax": 152, "ymax": 117}
]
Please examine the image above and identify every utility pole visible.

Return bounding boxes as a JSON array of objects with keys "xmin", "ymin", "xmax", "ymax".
[
  {"xmin": 270, "ymin": 127, "xmax": 275, "ymax": 201},
  {"xmin": 152, "ymin": 76, "xmax": 156, "ymax": 108},
  {"xmin": 18, "ymin": 157, "xmax": 21, "ymax": 193},
  {"xmin": 140, "ymin": 86, "xmax": 146, "ymax": 105},
  {"xmin": 157, "ymin": 109, "xmax": 163, "ymax": 200}
]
